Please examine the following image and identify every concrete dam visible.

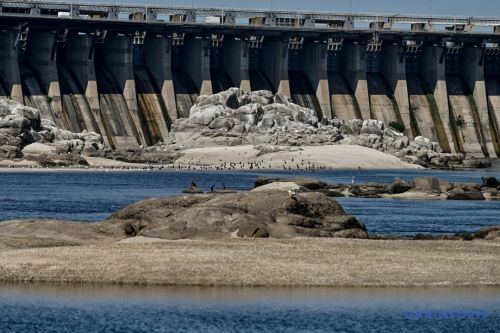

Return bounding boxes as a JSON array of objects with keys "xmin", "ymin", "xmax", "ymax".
[{"xmin": 1, "ymin": 1, "xmax": 500, "ymax": 157}]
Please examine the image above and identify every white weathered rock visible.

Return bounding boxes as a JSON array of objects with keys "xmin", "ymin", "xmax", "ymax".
[
  {"xmin": 22, "ymin": 143, "xmax": 57, "ymax": 156},
  {"xmin": 361, "ymin": 119, "xmax": 384, "ymax": 135},
  {"xmin": 251, "ymin": 182, "xmax": 306, "ymax": 193},
  {"xmin": 189, "ymin": 105, "xmax": 226, "ymax": 125},
  {"xmin": 238, "ymin": 90, "xmax": 274, "ymax": 106}
]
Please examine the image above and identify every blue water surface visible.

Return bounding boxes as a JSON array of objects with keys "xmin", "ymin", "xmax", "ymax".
[
  {"xmin": 0, "ymin": 285, "xmax": 499, "ymax": 333},
  {"xmin": 1, "ymin": 168, "xmax": 499, "ymax": 235}
]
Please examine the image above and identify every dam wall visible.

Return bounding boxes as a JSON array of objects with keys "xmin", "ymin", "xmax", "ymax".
[
  {"xmin": 21, "ymin": 31, "xmax": 65, "ymax": 127},
  {"xmin": 0, "ymin": 31, "xmax": 23, "ymax": 103},
  {"xmin": 1, "ymin": 9, "xmax": 500, "ymax": 156},
  {"xmin": 342, "ymin": 44, "xmax": 371, "ymax": 120}
]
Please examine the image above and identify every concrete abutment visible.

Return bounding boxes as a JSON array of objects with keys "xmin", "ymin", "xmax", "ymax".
[
  {"xmin": 302, "ymin": 43, "xmax": 333, "ymax": 119},
  {"xmin": 342, "ymin": 43, "xmax": 370, "ymax": 120},
  {"xmin": 23, "ymin": 30, "xmax": 65, "ymax": 128},
  {"xmin": 223, "ymin": 39, "xmax": 251, "ymax": 93},
  {"xmin": 421, "ymin": 46, "xmax": 455, "ymax": 153},
  {"xmin": 184, "ymin": 38, "xmax": 213, "ymax": 96},
  {"xmin": 262, "ymin": 40, "xmax": 290, "ymax": 96},
  {"xmin": 462, "ymin": 47, "xmax": 497, "ymax": 157},
  {"xmin": 0, "ymin": 30, "xmax": 23, "ymax": 103}
]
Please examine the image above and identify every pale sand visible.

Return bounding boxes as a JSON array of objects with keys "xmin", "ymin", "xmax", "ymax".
[
  {"xmin": 382, "ymin": 191, "xmax": 447, "ymax": 200},
  {"xmin": 0, "ymin": 159, "xmax": 40, "ymax": 168},
  {"xmin": 175, "ymin": 145, "xmax": 421, "ymax": 170},
  {"xmin": 0, "ymin": 158, "xmax": 155, "ymax": 172},
  {"xmin": 0, "ymin": 145, "xmax": 420, "ymax": 171},
  {"xmin": 84, "ymin": 157, "xmax": 150, "ymax": 169},
  {"xmin": 0, "ymin": 238, "xmax": 498, "ymax": 287}
]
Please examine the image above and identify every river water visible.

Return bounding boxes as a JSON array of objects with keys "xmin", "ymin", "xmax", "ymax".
[
  {"xmin": 1, "ymin": 167, "xmax": 499, "ymax": 235},
  {"xmin": 0, "ymin": 284, "xmax": 498, "ymax": 332},
  {"xmin": 1, "ymin": 168, "xmax": 500, "ymax": 331}
]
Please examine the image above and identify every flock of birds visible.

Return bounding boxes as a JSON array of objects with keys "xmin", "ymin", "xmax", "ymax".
[{"xmin": 5, "ymin": 158, "xmax": 353, "ymax": 172}]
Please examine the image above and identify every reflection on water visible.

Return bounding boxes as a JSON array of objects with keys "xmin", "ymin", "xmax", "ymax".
[
  {"xmin": 0, "ymin": 168, "xmax": 499, "ymax": 235},
  {"xmin": 0, "ymin": 283, "xmax": 498, "ymax": 332}
]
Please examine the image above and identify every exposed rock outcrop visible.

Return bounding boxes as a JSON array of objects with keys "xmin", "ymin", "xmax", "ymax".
[
  {"xmin": 0, "ymin": 98, "xmax": 104, "ymax": 165},
  {"xmin": 167, "ymin": 89, "xmax": 475, "ymax": 169},
  {"xmin": 474, "ymin": 225, "xmax": 500, "ymax": 240},
  {"xmin": 107, "ymin": 185, "xmax": 368, "ymax": 240},
  {"xmin": 254, "ymin": 176, "xmax": 500, "ymax": 201}
]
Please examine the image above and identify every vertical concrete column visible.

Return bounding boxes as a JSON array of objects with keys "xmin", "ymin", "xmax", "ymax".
[
  {"xmin": 102, "ymin": 34, "xmax": 146, "ymax": 144},
  {"xmin": 422, "ymin": 46, "xmax": 455, "ymax": 153},
  {"xmin": 462, "ymin": 47, "xmax": 496, "ymax": 157},
  {"xmin": 26, "ymin": 31, "xmax": 65, "ymax": 127},
  {"xmin": 382, "ymin": 44, "xmax": 412, "ymax": 135},
  {"xmin": 184, "ymin": 38, "xmax": 213, "ymax": 95},
  {"xmin": 0, "ymin": 31, "xmax": 23, "ymax": 103},
  {"xmin": 302, "ymin": 42, "xmax": 333, "ymax": 119},
  {"xmin": 143, "ymin": 35, "xmax": 178, "ymax": 120},
  {"xmin": 262, "ymin": 40, "xmax": 290, "ymax": 96},
  {"xmin": 223, "ymin": 39, "xmax": 251, "ymax": 93},
  {"xmin": 62, "ymin": 33, "xmax": 106, "ymax": 136},
  {"xmin": 342, "ymin": 43, "xmax": 370, "ymax": 119}
]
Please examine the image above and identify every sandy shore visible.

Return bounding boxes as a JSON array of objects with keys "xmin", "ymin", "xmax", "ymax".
[
  {"xmin": 0, "ymin": 145, "xmax": 421, "ymax": 172},
  {"xmin": 0, "ymin": 238, "xmax": 498, "ymax": 287},
  {"xmin": 175, "ymin": 145, "xmax": 421, "ymax": 170}
]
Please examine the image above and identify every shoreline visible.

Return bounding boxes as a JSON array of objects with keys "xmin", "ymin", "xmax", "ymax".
[
  {"xmin": 2, "ymin": 148, "xmax": 499, "ymax": 173},
  {"xmin": 0, "ymin": 238, "xmax": 498, "ymax": 287},
  {"xmin": 0, "ymin": 145, "xmax": 424, "ymax": 172}
]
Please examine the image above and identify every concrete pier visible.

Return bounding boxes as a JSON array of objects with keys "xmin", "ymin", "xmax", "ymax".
[
  {"xmin": 422, "ymin": 46, "xmax": 454, "ymax": 153},
  {"xmin": 382, "ymin": 44, "xmax": 411, "ymax": 135},
  {"xmin": 60, "ymin": 33, "xmax": 106, "ymax": 137},
  {"xmin": 342, "ymin": 44, "xmax": 370, "ymax": 119},
  {"xmin": 143, "ymin": 35, "xmax": 178, "ymax": 121},
  {"xmin": 462, "ymin": 47, "xmax": 497, "ymax": 157},
  {"xmin": 486, "ymin": 77, "xmax": 500, "ymax": 155},
  {"xmin": 223, "ymin": 39, "xmax": 251, "ymax": 93},
  {"xmin": 0, "ymin": 31, "xmax": 23, "ymax": 103},
  {"xmin": 100, "ymin": 34, "xmax": 146, "ymax": 145},
  {"xmin": 24, "ymin": 30, "xmax": 65, "ymax": 128},
  {"xmin": 262, "ymin": 40, "xmax": 290, "ymax": 96},
  {"xmin": 303, "ymin": 43, "xmax": 332, "ymax": 119},
  {"xmin": 184, "ymin": 38, "xmax": 213, "ymax": 96}
]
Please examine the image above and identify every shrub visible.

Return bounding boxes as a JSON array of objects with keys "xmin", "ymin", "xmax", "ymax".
[
  {"xmin": 455, "ymin": 115, "xmax": 465, "ymax": 129},
  {"xmin": 389, "ymin": 121, "xmax": 406, "ymax": 133}
]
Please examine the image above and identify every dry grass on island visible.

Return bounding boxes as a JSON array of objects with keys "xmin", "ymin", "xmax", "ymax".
[{"xmin": 0, "ymin": 238, "xmax": 499, "ymax": 287}]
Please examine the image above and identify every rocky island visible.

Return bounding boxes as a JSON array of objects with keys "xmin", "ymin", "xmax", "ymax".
[{"xmin": 0, "ymin": 177, "xmax": 498, "ymax": 287}]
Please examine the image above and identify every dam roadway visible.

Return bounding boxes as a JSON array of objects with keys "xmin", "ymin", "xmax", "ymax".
[{"xmin": 1, "ymin": 1, "xmax": 500, "ymax": 157}]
